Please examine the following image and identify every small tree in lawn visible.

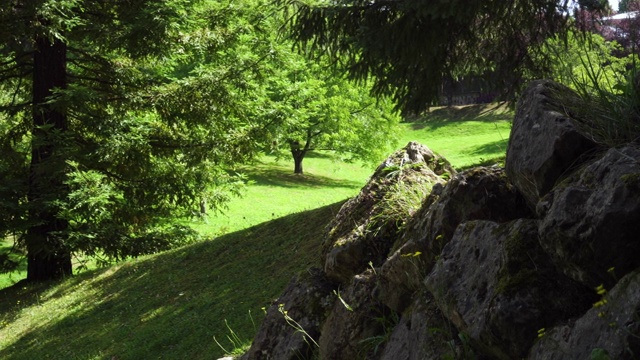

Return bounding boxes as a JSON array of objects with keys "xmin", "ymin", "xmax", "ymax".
[{"xmin": 264, "ymin": 57, "xmax": 400, "ymax": 174}]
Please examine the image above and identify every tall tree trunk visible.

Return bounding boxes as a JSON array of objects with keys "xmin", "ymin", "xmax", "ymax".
[{"xmin": 26, "ymin": 35, "xmax": 72, "ymax": 281}]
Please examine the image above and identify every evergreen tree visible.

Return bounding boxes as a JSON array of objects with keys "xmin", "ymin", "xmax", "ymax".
[
  {"xmin": 0, "ymin": 0, "xmax": 401, "ymax": 281},
  {"xmin": 0, "ymin": 0, "xmax": 270, "ymax": 281},
  {"xmin": 285, "ymin": 0, "xmax": 591, "ymax": 114}
]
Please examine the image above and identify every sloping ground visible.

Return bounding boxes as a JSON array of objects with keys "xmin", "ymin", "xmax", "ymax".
[
  {"xmin": 399, "ymin": 103, "xmax": 512, "ymax": 168},
  {"xmin": 1, "ymin": 104, "xmax": 512, "ymax": 289},
  {"xmin": 0, "ymin": 102, "xmax": 514, "ymax": 360},
  {"xmin": 0, "ymin": 202, "xmax": 342, "ymax": 360}
]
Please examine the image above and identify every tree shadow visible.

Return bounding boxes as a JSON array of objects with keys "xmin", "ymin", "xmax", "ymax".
[
  {"xmin": 0, "ymin": 240, "xmax": 28, "ymax": 289},
  {"xmin": 468, "ymin": 139, "xmax": 509, "ymax": 157},
  {"xmin": 303, "ymin": 150, "xmax": 336, "ymax": 160},
  {"xmin": 406, "ymin": 103, "xmax": 513, "ymax": 130},
  {"xmin": 0, "ymin": 201, "xmax": 344, "ymax": 359},
  {"xmin": 244, "ymin": 164, "xmax": 364, "ymax": 189}
]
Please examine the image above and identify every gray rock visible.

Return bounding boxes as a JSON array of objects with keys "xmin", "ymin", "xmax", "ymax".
[
  {"xmin": 425, "ymin": 219, "xmax": 593, "ymax": 359},
  {"xmin": 318, "ymin": 271, "xmax": 393, "ymax": 360},
  {"xmin": 379, "ymin": 166, "xmax": 531, "ymax": 313},
  {"xmin": 506, "ymin": 80, "xmax": 597, "ymax": 207},
  {"xmin": 323, "ymin": 142, "xmax": 448, "ymax": 283},
  {"xmin": 539, "ymin": 145, "xmax": 640, "ymax": 288},
  {"xmin": 242, "ymin": 268, "xmax": 335, "ymax": 360},
  {"xmin": 378, "ymin": 291, "xmax": 468, "ymax": 360},
  {"xmin": 373, "ymin": 140, "xmax": 456, "ymax": 178},
  {"xmin": 408, "ymin": 165, "xmax": 530, "ymax": 249},
  {"xmin": 242, "ymin": 81, "xmax": 640, "ymax": 360},
  {"xmin": 529, "ymin": 269, "xmax": 640, "ymax": 360}
]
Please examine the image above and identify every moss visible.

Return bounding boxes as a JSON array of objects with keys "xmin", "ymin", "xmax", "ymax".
[
  {"xmin": 295, "ymin": 267, "xmax": 336, "ymax": 318},
  {"xmin": 495, "ymin": 228, "xmax": 538, "ymax": 296},
  {"xmin": 621, "ymin": 173, "xmax": 640, "ymax": 191},
  {"xmin": 496, "ymin": 268, "xmax": 538, "ymax": 296}
]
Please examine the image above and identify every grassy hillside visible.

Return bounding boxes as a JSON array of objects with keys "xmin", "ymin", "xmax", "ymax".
[
  {"xmin": 0, "ymin": 103, "xmax": 512, "ymax": 359},
  {"xmin": 400, "ymin": 103, "xmax": 512, "ymax": 167},
  {"xmin": 193, "ymin": 154, "xmax": 370, "ymax": 237},
  {"xmin": 0, "ymin": 202, "xmax": 343, "ymax": 359}
]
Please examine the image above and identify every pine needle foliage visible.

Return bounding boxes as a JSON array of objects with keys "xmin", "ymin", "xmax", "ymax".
[
  {"xmin": 284, "ymin": 0, "xmax": 584, "ymax": 115},
  {"xmin": 0, "ymin": 0, "xmax": 278, "ymax": 280}
]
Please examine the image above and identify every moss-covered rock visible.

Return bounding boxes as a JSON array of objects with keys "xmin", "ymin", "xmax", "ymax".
[
  {"xmin": 539, "ymin": 145, "xmax": 640, "ymax": 289},
  {"xmin": 425, "ymin": 220, "xmax": 593, "ymax": 359},
  {"xmin": 317, "ymin": 270, "xmax": 394, "ymax": 360},
  {"xmin": 241, "ymin": 268, "xmax": 335, "ymax": 360},
  {"xmin": 529, "ymin": 269, "xmax": 640, "ymax": 360},
  {"xmin": 322, "ymin": 142, "xmax": 448, "ymax": 284},
  {"xmin": 378, "ymin": 165, "xmax": 531, "ymax": 313},
  {"xmin": 505, "ymin": 80, "xmax": 598, "ymax": 208},
  {"xmin": 378, "ymin": 290, "xmax": 467, "ymax": 360},
  {"xmin": 243, "ymin": 81, "xmax": 640, "ymax": 360}
]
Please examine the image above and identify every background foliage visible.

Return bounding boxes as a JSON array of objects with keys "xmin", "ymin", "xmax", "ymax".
[{"xmin": 0, "ymin": 0, "xmax": 401, "ymax": 279}]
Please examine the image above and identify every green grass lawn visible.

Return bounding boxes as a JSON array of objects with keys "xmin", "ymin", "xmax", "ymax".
[
  {"xmin": 193, "ymin": 154, "xmax": 371, "ymax": 237},
  {"xmin": 198, "ymin": 103, "xmax": 512, "ymax": 237},
  {"xmin": 0, "ymin": 103, "xmax": 513, "ymax": 359},
  {"xmin": 399, "ymin": 103, "xmax": 512, "ymax": 167},
  {"xmin": 0, "ymin": 238, "xmax": 25, "ymax": 290}
]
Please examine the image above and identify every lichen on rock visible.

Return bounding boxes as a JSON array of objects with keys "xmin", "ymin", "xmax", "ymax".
[
  {"xmin": 425, "ymin": 219, "xmax": 593, "ymax": 359},
  {"xmin": 378, "ymin": 165, "xmax": 531, "ymax": 313},
  {"xmin": 539, "ymin": 145, "xmax": 640, "ymax": 288},
  {"xmin": 506, "ymin": 79, "xmax": 598, "ymax": 207},
  {"xmin": 322, "ymin": 141, "xmax": 451, "ymax": 284}
]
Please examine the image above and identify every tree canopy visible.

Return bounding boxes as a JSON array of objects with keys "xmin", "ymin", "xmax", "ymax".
[
  {"xmin": 284, "ymin": 0, "xmax": 608, "ymax": 115},
  {"xmin": 0, "ymin": 0, "xmax": 280, "ymax": 280},
  {"xmin": 0, "ymin": 0, "xmax": 402, "ymax": 281},
  {"xmin": 261, "ymin": 53, "xmax": 399, "ymax": 174},
  {"xmin": 2, "ymin": 0, "xmax": 623, "ymax": 282}
]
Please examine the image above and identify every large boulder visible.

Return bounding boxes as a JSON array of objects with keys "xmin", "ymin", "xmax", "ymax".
[
  {"xmin": 378, "ymin": 291, "xmax": 467, "ymax": 360},
  {"xmin": 539, "ymin": 145, "xmax": 640, "ymax": 288},
  {"xmin": 322, "ymin": 142, "xmax": 452, "ymax": 283},
  {"xmin": 378, "ymin": 166, "xmax": 531, "ymax": 312},
  {"xmin": 317, "ymin": 270, "xmax": 394, "ymax": 360},
  {"xmin": 506, "ymin": 80, "xmax": 598, "ymax": 207},
  {"xmin": 410, "ymin": 165, "xmax": 531, "ymax": 250},
  {"xmin": 529, "ymin": 269, "xmax": 640, "ymax": 360},
  {"xmin": 241, "ymin": 268, "xmax": 335, "ymax": 360},
  {"xmin": 425, "ymin": 219, "xmax": 594, "ymax": 359}
]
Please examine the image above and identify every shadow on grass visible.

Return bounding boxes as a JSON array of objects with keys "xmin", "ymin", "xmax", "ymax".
[
  {"xmin": 302, "ymin": 150, "xmax": 337, "ymax": 160},
  {"xmin": 0, "ymin": 201, "xmax": 344, "ymax": 360},
  {"xmin": 406, "ymin": 103, "xmax": 513, "ymax": 131},
  {"xmin": 468, "ymin": 139, "xmax": 509, "ymax": 157},
  {"xmin": 245, "ymin": 163, "xmax": 364, "ymax": 189}
]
